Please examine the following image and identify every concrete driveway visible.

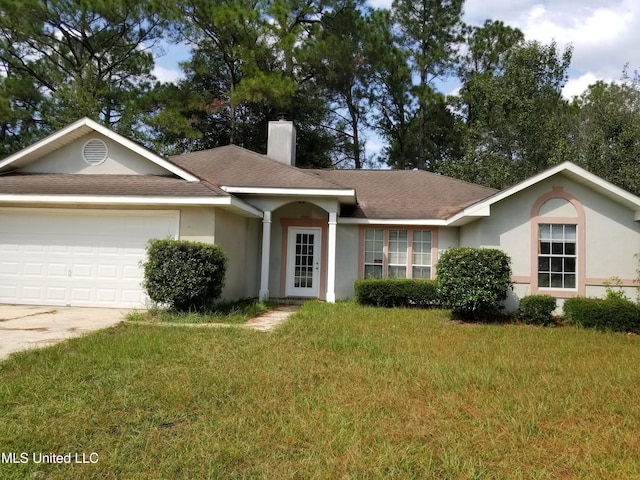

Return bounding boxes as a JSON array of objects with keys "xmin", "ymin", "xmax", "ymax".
[{"xmin": 0, "ymin": 305, "xmax": 127, "ymax": 361}]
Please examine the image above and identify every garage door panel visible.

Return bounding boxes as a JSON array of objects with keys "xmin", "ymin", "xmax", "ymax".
[
  {"xmin": 0, "ymin": 209, "xmax": 179, "ymax": 308},
  {"xmin": 1, "ymin": 262, "xmax": 19, "ymax": 275},
  {"xmin": 23, "ymin": 263, "xmax": 44, "ymax": 276}
]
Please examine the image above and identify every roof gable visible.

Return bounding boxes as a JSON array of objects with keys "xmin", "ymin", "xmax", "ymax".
[
  {"xmin": 451, "ymin": 162, "xmax": 640, "ymax": 224},
  {"xmin": 0, "ymin": 118, "xmax": 199, "ymax": 181}
]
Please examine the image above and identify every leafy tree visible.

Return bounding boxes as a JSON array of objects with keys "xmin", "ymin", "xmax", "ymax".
[
  {"xmin": 312, "ymin": 0, "xmax": 374, "ymax": 168},
  {"xmin": 0, "ymin": 0, "xmax": 165, "ymax": 150},
  {"xmin": 392, "ymin": 0, "xmax": 464, "ymax": 171},
  {"xmin": 447, "ymin": 40, "xmax": 574, "ymax": 188},
  {"xmin": 572, "ymin": 71, "xmax": 640, "ymax": 196},
  {"xmin": 366, "ymin": 9, "xmax": 415, "ymax": 169}
]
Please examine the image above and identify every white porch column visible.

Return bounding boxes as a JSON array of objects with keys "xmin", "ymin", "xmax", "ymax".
[
  {"xmin": 259, "ymin": 210, "xmax": 272, "ymax": 301},
  {"xmin": 326, "ymin": 211, "xmax": 337, "ymax": 303}
]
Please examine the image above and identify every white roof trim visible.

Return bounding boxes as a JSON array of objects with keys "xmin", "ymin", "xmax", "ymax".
[
  {"xmin": 221, "ymin": 185, "xmax": 356, "ymax": 197},
  {"xmin": 338, "ymin": 218, "xmax": 448, "ymax": 226},
  {"xmin": 0, "ymin": 194, "xmax": 263, "ymax": 217},
  {"xmin": 0, "ymin": 118, "xmax": 200, "ymax": 182},
  {"xmin": 449, "ymin": 161, "xmax": 640, "ymax": 222}
]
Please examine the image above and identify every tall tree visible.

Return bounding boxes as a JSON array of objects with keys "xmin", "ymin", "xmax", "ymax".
[
  {"xmin": 573, "ymin": 71, "xmax": 640, "ymax": 196},
  {"xmin": 447, "ymin": 40, "xmax": 573, "ymax": 188},
  {"xmin": 175, "ymin": 0, "xmax": 264, "ymax": 144},
  {"xmin": 313, "ymin": 0, "xmax": 373, "ymax": 168},
  {"xmin": 367, "ymin": 8, "xmax": 416, "ymax": 168},
  {"xmin": 0, "ymin": 0, "xmax": 165, "ymax": 146},
  {"xmin": 392, "ymin": 0, "xmax": 464, "ymax": 170}
]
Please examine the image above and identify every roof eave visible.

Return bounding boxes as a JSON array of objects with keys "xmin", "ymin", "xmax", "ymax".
[
  {"xmin": 221, "ymin": 186, "xmax": 357, "ymax": 204},
  {"xmin": 338, "ymin": 218, "xmax": 448, "ymax": 226},
  {"xmin": 0, "ymin": 194, "xmax": 263, "ymax": 217}
]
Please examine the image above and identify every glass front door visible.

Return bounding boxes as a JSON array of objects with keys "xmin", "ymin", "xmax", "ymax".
[{"xmin": 286, "ymin": 227, "xmax": 321, "ymax": 297}]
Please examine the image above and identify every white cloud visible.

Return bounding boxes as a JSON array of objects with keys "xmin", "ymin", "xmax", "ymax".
[
  {"xmin": 562, "ymin": 72, "xmax": 600, "ymax": 99},
  {"xmin": 463, "ymin": 0, "xmax": 640, "ymax": 93},
  {"xmin": 152, "ymin": 65, "xmax": 183, "ymax": 84}
]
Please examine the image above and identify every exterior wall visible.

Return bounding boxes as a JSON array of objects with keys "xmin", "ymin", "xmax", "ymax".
[
  {"xmin": 214, "ymin": 209, "xmax": 260, "ymax": 301},
  {"xmin": 460, "ymin": 173, "xmax": 640, "ymax": 308},
  {"xmin": 20, "ymin": 133, "xmax": 170, "ymax": 176},
  {"xmin": 335, "ymin": 224, "xmax": 360, "ymax": 299},
  {"xmin": 179, "ymin": 207, "xmax": 215, "ymax": 242}
]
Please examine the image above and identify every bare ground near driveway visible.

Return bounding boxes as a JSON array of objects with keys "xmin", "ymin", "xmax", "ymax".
[
  {"xmin": 0, "ymin": 304, "xmax": 299, "ymax": 361},
  {"xmin": 0, "ymin": 305, "xmax": 126, "ymax": 361}
]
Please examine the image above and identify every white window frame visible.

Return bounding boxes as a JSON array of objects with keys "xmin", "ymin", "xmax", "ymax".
[
  {"xmin": 361, "ymin": 227, "xmax": 435, "ymax": 280},
  {"xmin": 538, "ymin": 223, "xmax": 577, "ymax": 290}
]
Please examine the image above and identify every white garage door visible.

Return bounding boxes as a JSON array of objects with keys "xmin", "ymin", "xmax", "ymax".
[{"xmin": 0, "ymin": 209, "xmax": 179, "ymax": 308}]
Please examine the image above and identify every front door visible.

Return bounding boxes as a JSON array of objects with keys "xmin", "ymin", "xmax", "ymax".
[{"xmin": 286, "ymin": 227, "xmax": 321, "ymax": 297}]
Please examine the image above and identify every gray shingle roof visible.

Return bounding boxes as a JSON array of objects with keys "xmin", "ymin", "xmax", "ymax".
[
  {"xmin": 170, "ymin": 145, "xmax": 346, "ymax": 190},
  {"xmin": 168, "ymin": 145, "xmax": 498, "ymax": 219},
  {"xmin": 0, "ymin": 173, "xmax": 228, "ymax": 197},
  {"xmin": 308, "ymin": 169, "xmax": 498, "ymax": 219}
]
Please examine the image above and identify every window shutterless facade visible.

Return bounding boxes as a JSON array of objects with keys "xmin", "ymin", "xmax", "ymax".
[
  {"xmin": 361, "ymin": 228, "xmax": 434, "ymax": 279},
  {"xmin": 538, "ymin": 224, "xmax": 576, "ymax": 289}
]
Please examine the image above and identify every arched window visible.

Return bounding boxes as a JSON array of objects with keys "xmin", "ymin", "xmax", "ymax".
[{"xmin": 530, "ymin": 187, "xmax": 586, "ymax": 297}]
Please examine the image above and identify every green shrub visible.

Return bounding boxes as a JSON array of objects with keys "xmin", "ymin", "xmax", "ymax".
[
  {"xmin": 142, "ymin": 239, "xmax": 227, "ymax": 312},
  {"xmin": 518, "ymin": 295, "xmax": 557, "ymax": 326},
  {"xmin": 436, "ymin": 247, "xmax": 512, "ymax": 320},
  {"xmin": 564, "ymin": 296, "xmax": 640, "ymax": 334},
  {"xmin": 354, "ymin": 279, "xmax": 440, "ymax": 308}
]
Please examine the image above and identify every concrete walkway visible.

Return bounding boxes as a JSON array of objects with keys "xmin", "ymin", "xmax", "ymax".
[
  {"xmin": 241, "ymin": 304, "xmax": 300, "ymax": 332},
  {"xmin": 125, "ymin": 305, "xmax": 300, "ymax": 332}
]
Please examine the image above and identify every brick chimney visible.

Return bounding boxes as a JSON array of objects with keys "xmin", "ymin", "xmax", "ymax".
[{"xmin": 267, "ymin": 119, "xmax": 296, "ymax": 166}]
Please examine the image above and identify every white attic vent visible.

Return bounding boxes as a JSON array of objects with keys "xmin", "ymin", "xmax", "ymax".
[{"xmin": 82, "ymin": 139, "xmax": 108, "ymax": 166}]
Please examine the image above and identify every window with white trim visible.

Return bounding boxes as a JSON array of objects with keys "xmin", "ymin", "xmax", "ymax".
[
  {"xmin": 388, "ymin": 230, "xmax": 407, "ymax": 278},
  {"xmin": 363, "ymin": 228, "xmax": 384, "ymax": 279},
  {"xmin": 362, "ymin": 228, "xmax": 433, "ymax": 279},
  {"xmin": 412, "ymin": 230, "xmax": 432, "ymax": 279},
  {"xmin": 538, "ymin": 224, "xmax": 576, "ymax": 289}
]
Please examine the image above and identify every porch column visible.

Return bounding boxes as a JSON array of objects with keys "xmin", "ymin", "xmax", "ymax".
[
  {"xmin": 326, "ymin": 211, "xmax": 337, "ymax": 303},
  {"xmin": 259, "ymin": 210, "xmax": 272, "ymax": 301}
]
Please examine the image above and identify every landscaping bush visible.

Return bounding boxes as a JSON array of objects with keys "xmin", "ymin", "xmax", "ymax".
[
  {"xmin": 436, "ymin": 247, "xmax": 512, "ymax": 320},
  {"xmin": 142, "ymin": 239, "xmax": 227, "ymax": 312},
  {"xmin": 563, "ymin": 296, "xmax": 640, "ymax": 334},
  {"xmin": 354, "ymin": 279, "xmax": 440, "ymax": 308},
  {"xmin": 518, "ymin": 295, "xmax": 557, "ymax": 326}
]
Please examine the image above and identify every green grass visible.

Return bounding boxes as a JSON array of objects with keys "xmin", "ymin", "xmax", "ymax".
[
  {"xmin": 2, "ymin": 302, "xmax": 640, "ymax": 479},
  {"xmin": 125, "ymin": 298, "xmax": 270, "ymax": 324}
]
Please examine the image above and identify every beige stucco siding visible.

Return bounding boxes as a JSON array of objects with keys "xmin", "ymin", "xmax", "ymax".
[
  {"xmin": 214, "ymin": 209, "xmax": 260, "ymax": 301},
  {"xmin": 178, "ymin": 207, "xmax": 216, "ymax": 242},
  {"xmin": 20, "ymin": 133, "xmax": 170, "ymax": 175},
  {"xmin": 335, "ymin": 224, "xmax": 360, "ymax": 299},
  {"xmin": 460, "ymin": 173, "xmax": 640, "ymax": 302}
]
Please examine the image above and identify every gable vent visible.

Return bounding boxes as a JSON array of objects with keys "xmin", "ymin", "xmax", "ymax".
[{"xmin": 82, "ymin": 139, "xmax": 108, "ymax": 166}]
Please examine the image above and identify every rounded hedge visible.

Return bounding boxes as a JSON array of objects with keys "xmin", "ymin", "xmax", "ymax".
[
  {"xmin": 142, "ymin": 239, "xmax": 227, "ymax": 312},
  {"xmin": 518, "ymin": 295, "xmax": 557, "ymax": 326},
  {"xmin": 436, "ymin": 247, "xmax": 512, "ymax": 320}
]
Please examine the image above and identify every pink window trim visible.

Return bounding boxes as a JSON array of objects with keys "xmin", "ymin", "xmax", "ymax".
[
  {"xmin": 358, "ymin": 226, "xmax": 439, "ymax": 280},
  {"xmin": 529, "ymin": 186, "xmax": 586, "ymax": 297}
]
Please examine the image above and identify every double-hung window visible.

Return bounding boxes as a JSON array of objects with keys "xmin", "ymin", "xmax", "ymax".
[
  {"xmin": 362, "ymin": 228, "xmax": 433, "ymax": 279},
  {"xmin": 538, "ymin": 224, "xmax": 576, "ymax": 289}
]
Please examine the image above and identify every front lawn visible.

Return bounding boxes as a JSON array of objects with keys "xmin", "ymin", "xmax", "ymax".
[{"xmin": 1, "ymin": 302, "xmax": 639, "ymax": 479}]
